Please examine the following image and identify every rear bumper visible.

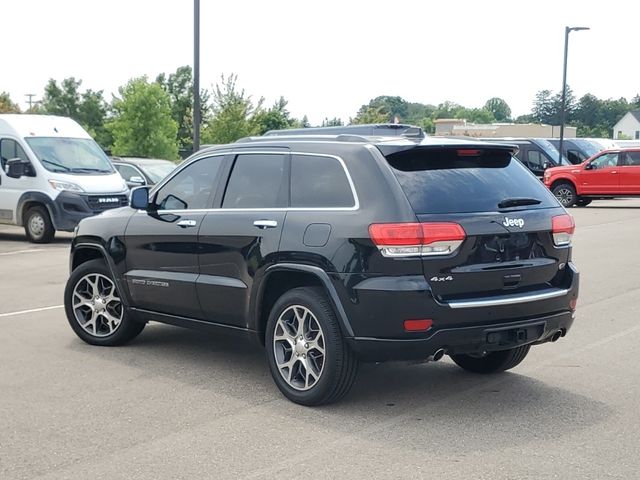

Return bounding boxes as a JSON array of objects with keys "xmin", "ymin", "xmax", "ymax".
[
  {"xmin": 347, "ymin": 311, "xmax": 574, "ymax": 361},
  {"xmin": 333, "ymin": 262, "xmax": 579, "ymax": 362}
]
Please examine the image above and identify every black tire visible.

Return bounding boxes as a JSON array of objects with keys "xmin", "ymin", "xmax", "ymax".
[
  {"xmin": 24, "ymin": 206, "xmax": 55, "ymax": 243},
  {"xmin": 64, "ymin": 259, "xmax": 145, "ymax": 346},
  {"xmin": 265, "ymin": 287, "xmax": 358, "ymax": 406},
  {"xmin": 576, "ymin": 198, "xmax": 592, "ymax": 207},
  {"xmin": 552, "ymin": 182, "xmax": 577, "ymax": 208},
  {"xmin": 450, "ymin": 345, "xmax": 531, "ymax": 374}
]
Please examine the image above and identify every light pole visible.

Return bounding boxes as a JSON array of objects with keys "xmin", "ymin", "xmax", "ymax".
[
  {"xmin": 558, "ymin": 26, "xmax": 589, "ymax": 165},
  {"xmin": 193, "ymin": 0, "xmax": 201, "ymax": 153}
]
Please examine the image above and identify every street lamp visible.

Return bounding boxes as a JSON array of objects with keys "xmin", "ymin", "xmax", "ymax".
[
  {"xmin": 558, "ymin": 26, "xmax": 589, "ymax": 165},
  {"xmin": 193, "ymin": 0, "xmax": 201, "ymax": 153}
]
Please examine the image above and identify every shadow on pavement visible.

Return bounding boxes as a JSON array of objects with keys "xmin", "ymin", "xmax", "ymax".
[{"xmin": 66, "ymin": 322, "xmax": 611, "ymax": 454}]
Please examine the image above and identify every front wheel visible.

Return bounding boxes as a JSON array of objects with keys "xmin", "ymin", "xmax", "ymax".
[
  {"xmin": 24, "ymin": 206, "xmax": 55, "ymax": 243},
  {"xmin": 265, "ymin": 287, "xmax": 358, "ymax": 406},
  {"xmin": 552, "ymin": 183, "xmax": 577, "ymax": 208},
  {"xmin": 64, "ymin": 259, "xmax": 145, "ymax": 346},
  {"xmin": 450, "ymin": 345, "xmax": 530, "ymax": 374}
]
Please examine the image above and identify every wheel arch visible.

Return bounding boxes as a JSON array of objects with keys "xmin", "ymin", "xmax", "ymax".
[
  {"xmin": 16, "ymin": 191, "xmax": 57, "ymax": 228},
  {"xmin": 550, "ymin": 177, "xmax": 577, "ymax": 192},
  {"xmin": 70, "ymin": 242, "xmax": 132, "ymax": 308},
  {"xmin": 252, "ymin": 263, "xmax": 355, "ymax": 344}
]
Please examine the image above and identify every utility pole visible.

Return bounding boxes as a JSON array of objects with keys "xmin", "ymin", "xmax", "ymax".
[
  {"xmin": 25, "ymin": 94, "xmax": 37, "ymax": 111},
  {"xmin": 193, "ymin": 0, "xmax": 201, "ymax": 153}
]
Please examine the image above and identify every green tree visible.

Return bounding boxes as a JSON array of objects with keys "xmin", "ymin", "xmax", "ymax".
[
  {"xmin": 531, "ymin": 87, "xmax": 576, "ymax": 125},
  {"xmin": 454, "ymin": 107, "xmax": 495, "ymax": 123},
  {"xmin": 350, "ymin": 105, "xmax": 389, "ymax": 124},
  {"xmin": 201, "ymin": 74, "xmax": 263, "ymax": 144},
  {"xmin": 250, "ymin": 96, "xmax": 294, "ymax": 134},
  {"xmin": 321, "ymin": 117, "xmax": 343, "ymax": 127},
  {"xmin": 78, "ymin": 89, "xmax": 111, "ymax": 148},
  {"xmin": 108, "ymin": 77, "xmax": 178, "ymax": 159},
  {"xmin": 41, "ymin": 78, "xmax": 81, "ymax": 118},
  {"xmin": 631, "ymin": 94, "xmax": 640, "ymax": 110},
  {"xmin": 484, "ymin": 97, "xmax": 512, "ymax": 122},
  {"xmin": 156, "ymin": 66, "xmax": 211, "ymax": 153},
  {"xmin": 0, "ymin": 92, "xmax": 20, "ymax": 113}
]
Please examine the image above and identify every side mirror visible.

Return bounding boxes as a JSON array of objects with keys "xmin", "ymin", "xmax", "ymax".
[
  {"xmin": 127, "ymin": 175, "xmax": 146, "ymax": 187},
  {"xmin": 6, "ymin": 158, "xmax": 27, "ymax": 178},
  {"xmin": 584, "ymin": 163, "xmax": 593, "ymax": 170},
  {"xmin": 130, "ymin": 186, "xmax": 150, "ymax": 210},
  {"xmin": 542, "ymin": 161, "xmax": 549, "ymax": 170}
]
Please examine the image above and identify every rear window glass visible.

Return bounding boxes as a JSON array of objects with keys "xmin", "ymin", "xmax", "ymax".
[{"xmin": 386, "ymin": 148, "xmax": 558, "ymax": 214}]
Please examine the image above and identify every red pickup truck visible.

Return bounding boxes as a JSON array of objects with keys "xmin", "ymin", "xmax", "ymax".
[{"xmin": 544, "ymin": 148, "xmax": 640, "ymax": 207}]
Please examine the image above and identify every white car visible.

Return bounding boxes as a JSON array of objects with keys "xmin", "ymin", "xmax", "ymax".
[{"xmin": 0, "ymin": 114, "xmax": 129, "ymax": 242}]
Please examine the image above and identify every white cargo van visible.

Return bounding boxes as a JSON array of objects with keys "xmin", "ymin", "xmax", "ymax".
[{"xmin": 0, "ymin": 114, "xmax": 128, "ymax": 243}]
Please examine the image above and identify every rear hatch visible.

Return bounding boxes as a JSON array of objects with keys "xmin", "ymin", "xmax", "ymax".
[{"xmin": 380, "ymin": 143, "xmax": 572, "ymax": 303}]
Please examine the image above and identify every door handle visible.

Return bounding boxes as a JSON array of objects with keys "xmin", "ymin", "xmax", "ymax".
[
  {"xmin": 253, "ymin": 220, "xmax": 278, "ymax": 229},
  {"xmin": 611, "ymin": 171, "xmax": 618, "ymax": 174},
  {"xmin": 177, "ymin": 219, "xmax": 197, "ymax": 228}
]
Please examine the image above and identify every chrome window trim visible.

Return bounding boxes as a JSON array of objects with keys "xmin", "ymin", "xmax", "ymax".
[{"xmin": 149, "ymin": 150, "xmax": 360, "ymax": 213}]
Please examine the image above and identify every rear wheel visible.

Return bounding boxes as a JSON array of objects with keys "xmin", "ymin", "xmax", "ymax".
[
  {"xmin": 450, "ymin": 345, "xmax": 530, "ymax": 374},
  {"xmin": 64, "ymin": 259, "xmax": 145, "ymax": 346},
  {"xmin": 265, "ymin": 287, "xmax": 358, "ymax": 406},
  {"xmin": 24, "ymin": 206, "xmax": 55, "ymax": 243},
  {"xmin": 576, "ymin": 198, "xmax": 592, "ymax": 207}
]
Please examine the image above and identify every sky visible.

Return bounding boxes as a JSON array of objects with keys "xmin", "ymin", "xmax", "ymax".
[{"xmin": 2, "ymin": 0, "xmax": 638, "ymax": 125}]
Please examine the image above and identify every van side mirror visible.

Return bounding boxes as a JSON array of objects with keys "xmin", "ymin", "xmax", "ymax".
[
  {"xmin": 6, "ymin": 158, "xmax": 27, "ymax": 178},
  {"xmin": 130, "ymin": 186, "xmax": 150, "ymax": 210},
  {"xmin": 542, "ymin": 161, "xmax": 549, "ymax": 170}
]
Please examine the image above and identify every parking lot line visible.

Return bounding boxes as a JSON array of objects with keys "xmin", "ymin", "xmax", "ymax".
[
  {"xmin": 0, "ymin": 248, "xmax": 67, "ymax": 256},
  {"xmin": 0, "ymin": 305, "xmax": 64, "ymax": 318}
]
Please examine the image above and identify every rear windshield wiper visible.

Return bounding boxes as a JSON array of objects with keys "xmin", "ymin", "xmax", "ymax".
[
  {"xmin": 40, "ymin": 158, "xmax": 71, "ymax": 172},
  {"xmin": 498, "ymin": 197, "xmax": 542, "ymax": 209}
]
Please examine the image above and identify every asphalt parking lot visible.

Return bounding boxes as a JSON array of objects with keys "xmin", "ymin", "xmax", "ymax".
[{"xmin": 1, "ymin": 200, "xmax": 640, "ymax": 480}]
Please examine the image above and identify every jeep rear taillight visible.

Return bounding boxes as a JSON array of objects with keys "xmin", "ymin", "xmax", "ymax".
[
  {"xmin": 552, "ymin": 214, "xmax": 575, "ymax": 246},
  {"xmin": 369, "ymin": 222, "xmax": 466, "ymax": 257}
]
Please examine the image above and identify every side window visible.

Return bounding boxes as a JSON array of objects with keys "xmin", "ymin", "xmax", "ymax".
[
  {"xmin": 0, "ymin": 139, "xmax": 29, "ymax": 169},
  {"xmin": 623, "ymin": 152, "xmax": 640, "ymax": 166},
  {"xmin": 526, "ymin": 150, "xmax": 545, "ymax": 170},
  {"xmin": 115, "ymin": 164, "xmax": 142, "ymax": 182},
  {"xmin": 154, "ymin": 156, "xmax": 223, "ymax": 210},
  {"xmin": 567, "ymin": 150, "xmax": 584, "ymax": 164},
  {"xmin": 590, "ymin": 153, "xmax": 619, "ymax": 170},
  {"xmin": 291, "ymin": 154, "xmax": 355, "ymax": 208},
  {"xmin": 222, "ymin": 154, "xmax": 287, "ymax": 208}
]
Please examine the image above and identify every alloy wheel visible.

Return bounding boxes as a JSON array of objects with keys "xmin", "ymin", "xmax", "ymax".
[
  {"xmin": 72, "ymin": 274, "xmax": 123, "ymax": 337},
  {"xmin": 554, "ymin": 187, "xmax": 574, "ymax": 207},
  {"xmin": 273, "ymin": 305, "xmax": 326, "ymax": 391}
]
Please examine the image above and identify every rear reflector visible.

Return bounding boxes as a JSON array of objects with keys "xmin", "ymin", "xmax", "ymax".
[
  {"xmin": 404, "ymin": 319, "xmax": 433, "ymax": 332},
  {"xmin": 552, "ymin": 214, "xmax": 575, "ymax": 246},
  {"xmin": 369, "ymin": 222, "xmax": 466, "ymax": 257},
  {"xmin": 569, "ymin": 298, "xmax": 577, "ymax": 311}
]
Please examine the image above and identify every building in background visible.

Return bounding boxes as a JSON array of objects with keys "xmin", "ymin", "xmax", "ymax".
[{"xmin": 613, "ymin": 111, "xmax": 640, "ymax": 140}]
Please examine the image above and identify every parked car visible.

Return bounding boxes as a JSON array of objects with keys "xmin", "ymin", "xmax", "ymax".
[
  {"xmin": 64, "ymin": 134, "xmax": 579, "ymax": 405},
  {"xmin": 480, "ymin": 138, "xmax": 571, "ymax": 177},
  {"xmin": 547, "ymin": 138, "xmax": 602, "ymax": 165},
  {"xmin": 264, "ymin": 123, "xmax": 425, "ymax": 138},
  {"xmin": 0, "ymin": 114, "xmax": 129, "ymax": 243},
  {"xmin": 111, "ymin": 157, "xmax": 177, "ymax": 188},
  {"xmin": 544, "ymin": 148, "xmax": 640, "ymax": 207}
]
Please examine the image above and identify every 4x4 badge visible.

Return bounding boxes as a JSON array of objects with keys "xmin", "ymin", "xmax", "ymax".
[{"xmin": 502, "ymin": 217, "xmax": 525, "ymax": 228}]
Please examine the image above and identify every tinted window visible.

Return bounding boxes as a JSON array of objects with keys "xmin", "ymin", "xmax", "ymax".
[
  {"xmin": 0, "ymin": 139, "xmax": 29, "ymax": 169},
  {"xmin": 155, "ymin": 156, "xmax": 222, "ymax": 210},
  {"xmin": 386, "ymin": 148, "xmax": 558, "ymax": 214},
  {"xmin": 222, "ymin": 154, "xmax": 287, "ymax": 208},
  {"xmin": 623, "ymin": 152, "xmax": 640, "ymax": 166},
  {"xmin": 526, "ymin": 150, "xmax": 545, "ymax": 170},
  {"xmin": 291, "ymin": 154, "xmax": 354, "ymax": 208}
]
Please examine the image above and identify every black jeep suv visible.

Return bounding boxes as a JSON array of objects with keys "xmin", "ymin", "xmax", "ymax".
[{"xmin": 64, "ymin": 135, "xmax": 579, "ymax": 405}]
